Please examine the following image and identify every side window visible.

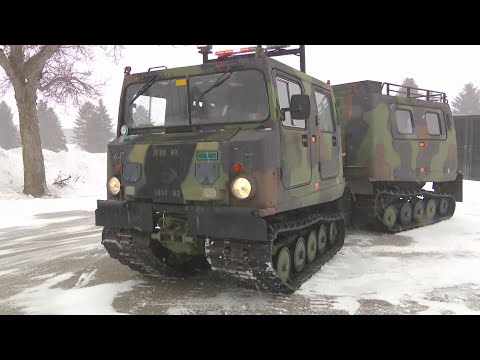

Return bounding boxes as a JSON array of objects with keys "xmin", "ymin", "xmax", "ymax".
[
  {"xmin": 276, "ymin": 77, "xmax": 305, "ymax": 128},
  {"xmin": 314, "ymin": 91, "xmax": 335, "ymax": 133},
  {"xmin": 425, "ymin": 112, "xmax": 441, "ymax": 135},
  {"xmin": 276, "ymin": 79, "xmax": 290, "ymax": 124},
  {"xmin": 396, "ymin": 109, "xmax": 414, "ymax": 134}
]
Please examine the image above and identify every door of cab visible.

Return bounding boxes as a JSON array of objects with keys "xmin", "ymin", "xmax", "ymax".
[
  {"xmin": 313, "ymin": 86, "xmax": 340, "ymax": 180},
  {"xmin": 276, "ymin": 73, "xmax": 312, "ymax": 188}
]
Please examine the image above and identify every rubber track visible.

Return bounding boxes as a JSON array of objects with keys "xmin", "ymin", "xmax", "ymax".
[
  {"xmin": 101, "ymin": 228, "xmax": 179, "ymax": 278},
  {"xmin": 354, "ymin": 189, "xmax": 456, "ymax": 233},
  {"xmin": 204, "ymin": 212, "xmax": 345, "ymax": 294}
]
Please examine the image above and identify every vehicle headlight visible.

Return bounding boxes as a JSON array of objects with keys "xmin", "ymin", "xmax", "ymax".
[
  {"xmin": 107, "ymin": 177, "xmax": 121, "ymax": 195},
  {"xmin": 231, "ymin": 177, "xmax": 254, "ymax": 200}
]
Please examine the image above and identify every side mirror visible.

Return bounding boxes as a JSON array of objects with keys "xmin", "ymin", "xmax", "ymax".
[{"xmin": 282, "ymin": 94, "xmax": 310, "ymax": 119}]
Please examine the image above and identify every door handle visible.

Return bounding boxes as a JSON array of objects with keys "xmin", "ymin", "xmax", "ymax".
[{"xmin": 332, "ymin": 135, "xmax": 337, "ymax": 147}]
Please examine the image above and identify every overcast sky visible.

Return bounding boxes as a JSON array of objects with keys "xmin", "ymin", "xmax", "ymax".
[{"xmin": 2, "ymin": 45, "xmax": 479, "ymax": 129}]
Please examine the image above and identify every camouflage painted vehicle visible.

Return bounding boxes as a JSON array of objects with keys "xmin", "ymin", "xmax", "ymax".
[
  {"xmin": 95, "ymin": 46, "xmax": 347, "ymax": 292},
  {"xmin": 95, "ymin": 45, "xmax": 463, "ymax": 292},
  {"xmin": 333, "ymin": 81, "xmax": 463, "ymax": 232}
]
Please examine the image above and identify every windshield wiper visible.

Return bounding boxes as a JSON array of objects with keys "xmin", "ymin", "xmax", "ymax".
[
  {"xmin": 128, "ymin": 75, "xmax": 158, "ymax": 106},
  {"xmin": 199, "ymin": 72, "xmax": 232, "ymax": 99}
]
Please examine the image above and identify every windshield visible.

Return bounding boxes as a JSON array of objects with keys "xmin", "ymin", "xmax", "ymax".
[
  {"xmin": 124, "ymin": 69, "xmax": 269, "ymax": 129},
  {"xmin": 190, "ymin": 70, "xmax": 269, "ymax": 124}
]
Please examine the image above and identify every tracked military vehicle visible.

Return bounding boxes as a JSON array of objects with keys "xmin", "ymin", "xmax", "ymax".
[
  {"xmin": 95, "ymin": 46, "xmax": 347, "ymax": 292},
  {"xmin": 95, "ymin": 45, "xmax": 463, "ymax": 292}
]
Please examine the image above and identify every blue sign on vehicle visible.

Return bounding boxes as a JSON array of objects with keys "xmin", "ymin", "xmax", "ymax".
[{"xmin": 197, "ymin": 151, "xmax": 218, "ymax": 160}]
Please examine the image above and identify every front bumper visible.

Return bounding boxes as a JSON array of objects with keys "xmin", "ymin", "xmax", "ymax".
[{"xmin": 95, "ymin": 200, "xmax": 268, "ymax": 242}]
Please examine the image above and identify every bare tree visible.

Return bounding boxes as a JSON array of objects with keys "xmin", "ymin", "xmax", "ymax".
[{"xmin": 0, "ymin": 45, "xmax": 122, "ymax": 197}]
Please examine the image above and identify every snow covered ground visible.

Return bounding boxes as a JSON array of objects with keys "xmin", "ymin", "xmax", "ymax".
[
  {"xmin": 0, "ymin": 147, "xmax": 479, "ymax": 314},
  {"xmin": 299, "ymin": 181, "xmax": 480, "ymax": 314}
]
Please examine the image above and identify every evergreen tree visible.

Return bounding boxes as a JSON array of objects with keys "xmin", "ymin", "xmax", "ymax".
[
  {"xmin": 91, "ymin": 99, "xmax": 115, "ymax": 153},
  {"xmin": 73, "ymin": 100, "xmax": 115, "ymax": 153},
  {"xmin": 451, "ymin": 82, "xmax": 480, "ymax": 115},
  {"xmin": 73, "ymin": 101, "xmax": 96, "ymax": 151},
  {"xmin": 0, "ymin": 101, "xmax": 20, "ymax": 150},
  {"xmin": 133, "ymin": 104, "xmax": 150, "ymax": 126},
  {"xmin": 397, "ymin": 77, "xmax": 420, "ymax": 98},
  {"xmin": 37, "ymin": 100, "xmax": 68, "ymax": 152}
]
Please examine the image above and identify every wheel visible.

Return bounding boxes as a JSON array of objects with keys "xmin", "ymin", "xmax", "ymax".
[
  {"xmin": 317, "ymin": 224, "xmax": 327, "ymax": 255},
  {"xmin": 425, "ymin": 199, "xmax": 437, "ymax": 221},
  {"xmin": 306, "ymin": 230, "xmax": 317, "ymax": 263},
  {"xmin": 413, "ymin": 200, "xmax": 425, "ymax": 222},
  {"xmin": 275, "ymin": 247, "xmax": 291, "ymax": 283},
  {"xmin": 383, "ymin": 205, "xmax": 397, "ymax": 229},
  {"xmin": 328, "ymin": 222, "xmax": 338, "ymax": 246},
  {"xmin": 399, "ymin": 202, "xmax": 413, "ymax": 226},
  {"xmin": 293, "ymin": 237, "xmax": 306, "ymax": 273},
  {"xmin": 439, "ymin": 198, "xmax": 449, "ymax": 216}
]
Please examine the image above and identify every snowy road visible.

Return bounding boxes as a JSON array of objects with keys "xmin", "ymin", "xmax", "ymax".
[{"xmin": 0, "ymin": 188, "xmax": 480, "ymax": 314}]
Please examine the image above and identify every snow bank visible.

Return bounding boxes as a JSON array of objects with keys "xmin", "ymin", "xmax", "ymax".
[{"xmin": 0, "ymin": 144, "xmax": 106, "ymax": 200}]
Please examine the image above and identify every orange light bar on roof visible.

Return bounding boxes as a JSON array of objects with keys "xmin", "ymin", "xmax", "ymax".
[
  {"xmin": 215, "ymin": 45, "xmax": 291, "ymax": 58},
  {"xmin": 215, "ymin": 50, "xmax": 234, "ymax": 57},
  {"xmin": 215, "ymin": 47, "xmax": 258, "ymax": 58},
  {"xmin": 240, "ymin": 47, "xmax": 256, "ymax": 53}
]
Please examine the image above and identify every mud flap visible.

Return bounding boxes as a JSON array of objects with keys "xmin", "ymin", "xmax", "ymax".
[
  {"xmin": 434, "ymin": 171, "xmax": 463, "ymax": 202},
  {"xmin": 95, "ymin": 200, "xmax": 153, "ymax": 230},
  {"xmin": 187, "ymin": 207, "xmax": 267, "ymax": 242},
  {"xmin": 452, "ymin": 171, "xmax": 463, "ymax": 202},
  {"xmin": 338, "ymin": 188, "xmax": 352, "ymax": 226}
]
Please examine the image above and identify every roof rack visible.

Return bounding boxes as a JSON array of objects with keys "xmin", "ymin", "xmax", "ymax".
[{"xmin": 383, "ymin": 82, "xmax": 448, "ymax": 103}]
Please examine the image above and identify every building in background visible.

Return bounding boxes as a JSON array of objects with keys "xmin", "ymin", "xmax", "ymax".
[{"xmin": 455, "ymin": 115, "xmax": 480, "ymax": 180}]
